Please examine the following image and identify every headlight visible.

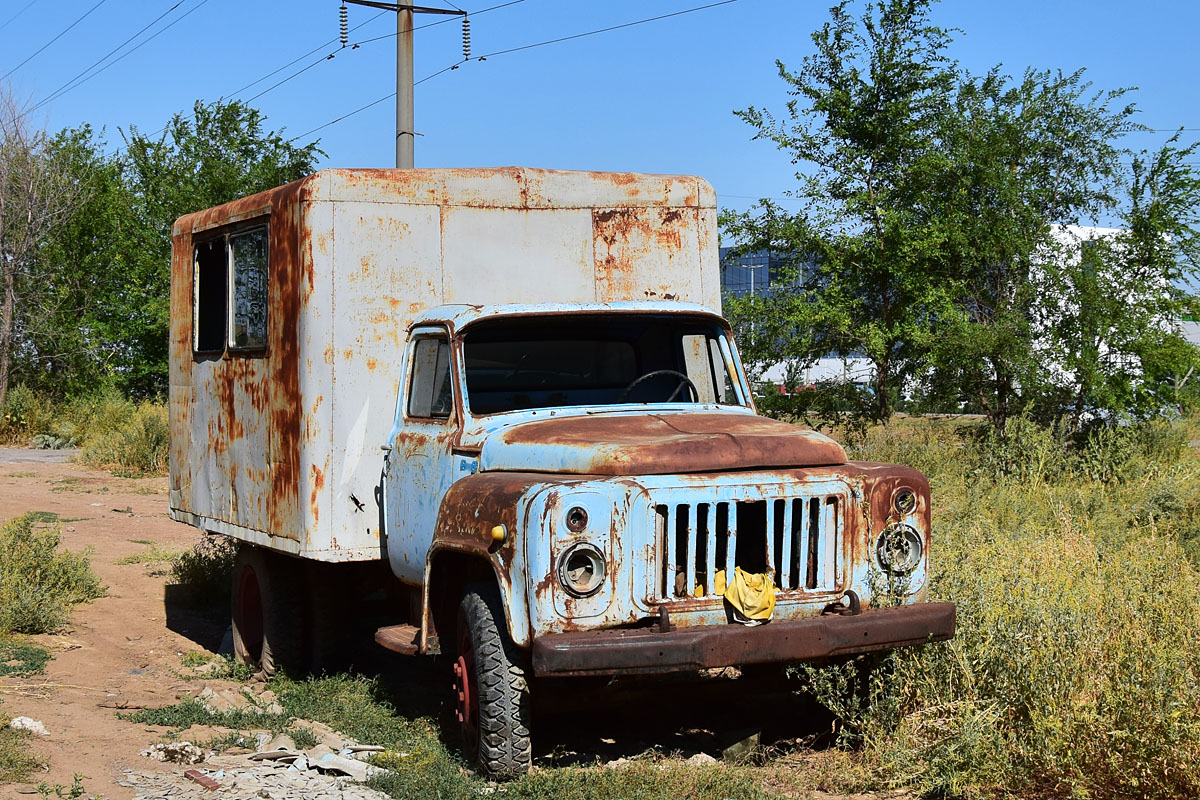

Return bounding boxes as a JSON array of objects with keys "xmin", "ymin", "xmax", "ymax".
[
  {"xmin": 876, "ymin": 524, "xmax": 922, "ymax": 574},
  {"xmin": 557, "ymin": 542, "xmax": 605, "ymax": 597},
  {"xmin": 894, "ymin": 488, "xmax": 917, "ymax": 514}
]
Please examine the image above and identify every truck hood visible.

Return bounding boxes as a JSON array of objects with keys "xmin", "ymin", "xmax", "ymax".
[{"xmin": 478, "ymin": 412, "xmax": 846, "ymax": 475}]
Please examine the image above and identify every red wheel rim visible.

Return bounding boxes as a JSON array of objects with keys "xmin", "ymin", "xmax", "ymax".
[
  {"xmin": 454, "ymin": 624, "xmax": 479, "ymax": 757},
  {"xmin": 236, "ymin": 567, "xmax": 264, "ymax": 663}
]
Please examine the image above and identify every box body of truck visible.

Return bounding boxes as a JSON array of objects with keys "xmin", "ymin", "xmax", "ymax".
[{"xmin": 169, "ymin": 168, "xmax": 719, "ymax": 559}]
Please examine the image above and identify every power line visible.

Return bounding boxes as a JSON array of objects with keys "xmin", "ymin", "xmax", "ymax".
[
  {"xmin": 291, "ymin": 54, "xmax": 475, "ymax": 141},
  {"xmin": 2, "ymin": 0, "xmax": 109, "ymax": 82},
  {"xmin": 30, "ymin": 0, "xmax": 189, "ymax": 113},
  {"xmin": 113, "ymin": 0, "xmax": 525, "ymax": 155},
  {"xmin": 219, "ymin": 11, "xmax": 390, "ymax": 101},
  {"xmin": 29, "ymin": 0, "xmax": 212, "ymax": 115},
  {"xmin": 234, "ymin": 2, "xmax": 521, "ymax": 107},
  {"xmin": 294, "ymin": 0, "xmax": 740, "ymax": 141},
  {"xmin": 0, "ymin": 0, "xmax": 42, "ymax": 33},
  {"xmin": 476, "ymin": 0, "xmax": 737, "ymax": 59},
  {"xmin": 107, "ymin": 6, "xmax": 393, "ymax": 157}
]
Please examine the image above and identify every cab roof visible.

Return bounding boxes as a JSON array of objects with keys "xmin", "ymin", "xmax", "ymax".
[{"xmin": 409, "ymin": 301, "xmax": 725, "ymax": 334}]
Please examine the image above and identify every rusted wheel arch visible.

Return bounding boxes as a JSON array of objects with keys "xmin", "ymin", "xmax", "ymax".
[{"xmin": 426, "ymin": 550, "xmax": 518, "ymax": 652}]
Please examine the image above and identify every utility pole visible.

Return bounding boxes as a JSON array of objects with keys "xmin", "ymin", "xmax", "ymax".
[{"xmin": 343, "ymin": 1, "xmax": 466, "ymax": 168}]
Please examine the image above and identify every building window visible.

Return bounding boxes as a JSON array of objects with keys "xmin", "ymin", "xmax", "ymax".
[{"xmin": 192, "ymin": 221, "xmax": 269, "ymax": 355}]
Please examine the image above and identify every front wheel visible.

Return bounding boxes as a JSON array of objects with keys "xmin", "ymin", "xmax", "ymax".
[{"xmin": 454, "ymin": 583, "xmax": 532, "ymax": 780}]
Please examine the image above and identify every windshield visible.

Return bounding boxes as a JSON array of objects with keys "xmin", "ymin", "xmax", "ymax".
[{"xmin": 462, "ymin": 314, "xmax": 747, "ymax": 415}]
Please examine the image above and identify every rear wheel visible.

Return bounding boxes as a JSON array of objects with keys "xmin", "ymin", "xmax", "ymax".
[
  {"xmin": 454, "ymin": 583, "xmax": 532, "ymax": 780},
  {"xmin": 231, "ymin": 546, "xmax": 302, "ymax": 676}
]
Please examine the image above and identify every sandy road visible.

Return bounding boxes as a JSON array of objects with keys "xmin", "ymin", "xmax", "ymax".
[{"xmin": 0, "ymin": 455, "xmax": 218, "ymax": 799}]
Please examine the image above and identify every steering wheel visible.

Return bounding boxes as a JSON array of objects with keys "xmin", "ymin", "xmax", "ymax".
[{"xmin": 617, "ymin": 370, "xmax": 699, "ymax": 403}]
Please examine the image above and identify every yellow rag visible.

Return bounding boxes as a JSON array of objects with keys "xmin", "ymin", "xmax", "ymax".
[{"xmin": 721, "ymin": 566, "xmax": 776, "ymax": 621}]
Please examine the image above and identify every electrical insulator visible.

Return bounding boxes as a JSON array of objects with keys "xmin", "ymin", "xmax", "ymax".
[
  {"xmin": 339, "ymin": 3, "xmax": 348, "ymax": 47},
  {"xmin": 461, "ymin": 16, "xmax": 471, "ymax": 60}
]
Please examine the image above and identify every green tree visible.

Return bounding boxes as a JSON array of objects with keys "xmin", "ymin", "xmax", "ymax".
[
  {"xmin": 724, "ymin": 0, "xmax": 1199, "ymax": 430},
  {"xmin": 722, "ymin": 0, "xmax": 959, "ymax": 421},
  {"xmin": 924, "ymin": 69, "xmax": 1137, "ymax": 427},
  {"xmin": 15, "ymin": 125, "xmax": 133, "ymax": 397},
  {"xmin": 1043, "ymin": 137, "xmax": 1200, "ymax": 424}
]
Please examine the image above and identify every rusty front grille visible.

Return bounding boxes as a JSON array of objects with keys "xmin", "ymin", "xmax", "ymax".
[{"xmin": 653, "ymin": 493, "xmax": 843, "ymax": 601}]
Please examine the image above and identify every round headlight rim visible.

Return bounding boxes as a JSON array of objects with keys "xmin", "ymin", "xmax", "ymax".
[
  {"xmin": 875, "ymin": 523, "xmax": 923, "ymax": 575},
  {"xmin": 564, "ymin": 505, "xmax": 589, "ymax": 533},
  {"xmin": 893, "ymin": 487, "xmax": 917, "ymax": 515},
  {"xmin": 556, "ymin": 541, "xmax": 606, "ymax": 598}
]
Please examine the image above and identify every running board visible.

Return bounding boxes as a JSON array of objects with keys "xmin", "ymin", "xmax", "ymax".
[{"xmin": 374, "ymin": 624, "xmax": 420, "ymax": 655}]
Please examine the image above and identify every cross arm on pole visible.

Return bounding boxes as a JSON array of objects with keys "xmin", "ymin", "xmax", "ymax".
[{"xmin": 343, "ymin": 0, "xmax": 465, "ymax": 15}]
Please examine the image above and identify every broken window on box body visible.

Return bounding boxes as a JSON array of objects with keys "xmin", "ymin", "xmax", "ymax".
[
  {"xmin": 192, "ymin": 223, "xmax": 269, "ymax": 355},
  {"xmin": 230, "ymin": 228, "xmax": 268, "ymax": 350},
  {"xmin": 193, "ymin": 240, "xmax": 227, "ymax": 352},
  {"xmin": 408, "ymin": 336, "xmax": 454, "ymax": 419}
]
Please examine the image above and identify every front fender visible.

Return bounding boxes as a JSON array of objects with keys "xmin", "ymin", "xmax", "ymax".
[{"xmin": 423, "ymin": 472, "xmax": 575, "ymax": 650}]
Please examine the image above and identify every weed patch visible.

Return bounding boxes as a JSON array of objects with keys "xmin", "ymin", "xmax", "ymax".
[
  {"xmin": 0, "ymin": 637, "xmax": 51, "ymax": 677},
  {"xmin": 0, "ymin": 513, "xmax": 105, "ymax": 634},
  {"xmin": 117, "ymin": 543, "xmax": 186, "ymax": 573},
  {"xmin": 79, "ymin": 402, "xmax": 168, "ymax": 477},
  {"xmin": 807, "ymin": 415, "xmax": 1200, "ymax": 799},
  {"xmin": 0, "ymin": 720, "xmax": 44, "ymax": 782}
]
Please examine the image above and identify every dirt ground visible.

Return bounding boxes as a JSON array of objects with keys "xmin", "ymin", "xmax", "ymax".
[{"xmin": 0, "ymin": 455, "xmax": 221, "ymax": 799}]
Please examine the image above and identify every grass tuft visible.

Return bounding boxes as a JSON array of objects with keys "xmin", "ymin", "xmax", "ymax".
[
  {"xmin": 0, "ymin": 637, "xmax": 51, "ymax": 677},
  {"xmin": 0, "ymin": 720, "xmax": 44, "ymax": 783},
  {"xmin": 0, "ymin": 513, "xmax": 104, "ymax": 635}
]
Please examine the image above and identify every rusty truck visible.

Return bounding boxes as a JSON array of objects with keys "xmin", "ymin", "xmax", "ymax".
[{"xmin": 168, "ymin": 167, "xmax": 955, "ymax": 779}]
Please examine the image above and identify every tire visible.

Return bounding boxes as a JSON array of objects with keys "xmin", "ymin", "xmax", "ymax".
[
  {"xmin": 231, "ymin": 546, "xmax": 303, "ymax": 676},
  {"xmin": 453, "ymin": 583, "xmax": 532, "ymax": 780}
]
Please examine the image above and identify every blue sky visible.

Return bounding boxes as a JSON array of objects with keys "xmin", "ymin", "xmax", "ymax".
[{"xmin": 2, "ymin": 0, "xmax": 1196, "ymax": 219}]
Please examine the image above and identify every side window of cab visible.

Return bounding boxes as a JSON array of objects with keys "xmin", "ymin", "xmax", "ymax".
[{"xmin": 407, "ymin": 335, "xmax": 454, "ymax": 420}]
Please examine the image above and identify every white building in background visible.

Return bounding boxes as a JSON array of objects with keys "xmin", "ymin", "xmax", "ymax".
[
  {"xmin": 1029, "ymin": 224, "xmax": 1174, "ymax": 398},
  {"xmin": 1179, "ymin": 320, "xmax": 1200, "ymax": 349}
]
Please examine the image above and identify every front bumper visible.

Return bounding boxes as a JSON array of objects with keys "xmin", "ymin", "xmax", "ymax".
[{"xmin": 531, "ymin": 601, "xmax": 956, "ymax": 677}]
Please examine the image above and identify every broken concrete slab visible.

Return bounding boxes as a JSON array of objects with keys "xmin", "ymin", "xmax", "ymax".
[
  {"xmin": 141, "ymin": 741, "xmax": 207, "ymax": 764},
  {"xmin": 8, "ymin": 717, "xmax": 47, "ymax": 736}
]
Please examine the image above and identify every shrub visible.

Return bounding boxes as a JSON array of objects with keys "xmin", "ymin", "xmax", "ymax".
[
  {"xmin": 0, "ymin": 514, "xmax": 105, "ymax": 634},
  {"xmin": 79, "ymin": 401, "xmax": 169, "ymax": 477},
  {"xmin": 170, "ymin": 535, "xmax": 238, "ymax": 612},
  {"xmin": 800, "ymin": 414, "xmax": 1200, "ymax": 799},
  {"xmin": 0, "ymin": 384, "xmax": 55, "ymax": 444}
]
